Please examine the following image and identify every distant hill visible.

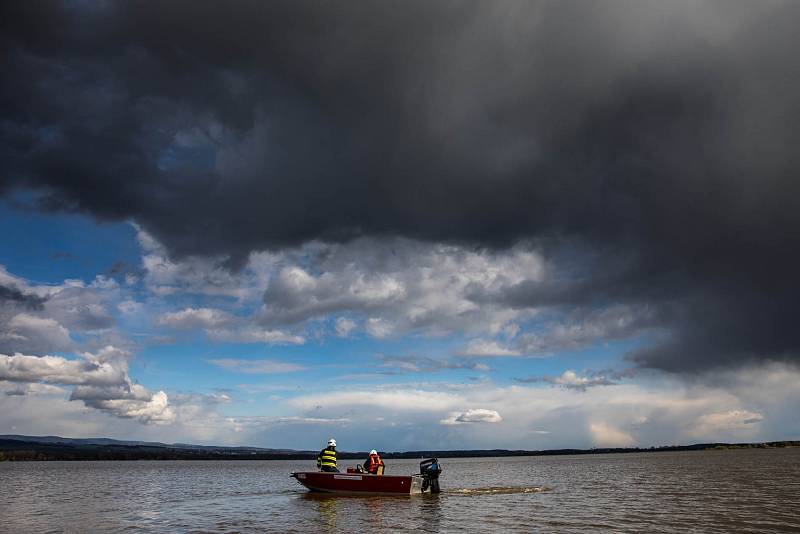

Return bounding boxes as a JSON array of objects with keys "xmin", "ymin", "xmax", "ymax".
[
  {"xmin": 1, "ymin": 435, "xmax": 174, "ymax": 447},
  {"xmin": 0, "ymin": 434, "xmax": 313, "ymax": 461},
  {"xmin": 0, "ymin": 435, "xmax": 302, "ymax": 453},
  {"xmin": 0, "ymin": 435, "xmax": 797, "ymax": 462}
]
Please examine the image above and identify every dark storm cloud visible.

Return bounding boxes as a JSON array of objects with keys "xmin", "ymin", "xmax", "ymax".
[
  {"xmin": 0, "ymin": 285, "xmax": 46, "ymax": 311},
  {"xmin": 2, "ymin": 1, "xmax": 799, "ymax": 371}
]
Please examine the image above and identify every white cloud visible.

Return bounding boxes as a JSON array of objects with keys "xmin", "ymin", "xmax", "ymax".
[
  {"xmin": 441, "ymin": 408, "xmax": 503, "ymax": 425},
  {"xmin": 691, "ymin": 410, "xmax": 763, "ymax": 437},
  {"xmin": 2, "ymin": 362, "xmax": 798, "ymax": 450},
  {"xmin": 125, "ymin": 234, "xmax": 652, "ymax": 355},
  {"xmin": 263, "ymin": 416, "xmax": 352, "ymax": 425},
  {"xmin": 4, "ymin": 248, "xmax": 800, "ymax": 451},
  {"xmin": 555, "ymin": 370, "xmax": 593, "ymax": 388},
  {"xmin": 377, "ymin": 354, "xmax": 490, "ymax": 374},
  {"xmin": 589, "ymin": 422, "xmax": 636, "ymax": 447},
  {"xmin": 117, "ymin": 300, "xmax": 143, "ymax": 314},
  {"xmin": 135, "ymin": 226, "xmax": 279, "ymax": 300},
  {"xmin": 0, "ymin": 265, "xmax": 124, "ymax": 355},
  {"xmin": 0, "ymin": 352, "xmax": 125, "ymax": 386},
  {"xmin": 0, "ymin": 346, "xmax": 173, "ymax": 424},
  {"xmin": 87, "ymin": 390, "xmax": 174, "ymax": 424},
  {"xmin": 517, "ymin": 369, "xmax": 620, "ymax": 391},
  {"xmin": 278, "ymin": 363, "xmax": 800, "ymax": 450},
  {"xmin": 156, "ymin": 306, "xmax": 304, "ymax": 346},
  {"xmin": 335, "ymin": 317, "xmax": 357, "ymax": 337},
  {"xmin": 458, "ymin": 339, "xmax": 521, "ymax": 357},
  {"xmin": 207, "ymin": 326, "xmax": 304, "ymax": 345},
  {"xmin": 42, "ymin": 285, "xmax": 116, "ymax": 332},
  {"xmin": 256, "ymin": 238, "xmax": 544, "ymax": 337},
  {"xmin": 516, "ymin": 305, "xmax": 655, "ymax": 355},
  {"xmin": 365, "ymin": 317, "xmax": 394, "ymax": 339},
  {"xmin": 207, "ymin": 358, "xmax": 306, "ymax": 374},
  {"xmin": 171, "ymin": 392, "xmax": 233, "ymax": 405},
  {"xmin": 502, "ymin": 323, "xmax": 520, "ymax": 338},
  {"xmin": 263, "ymin": 265, "xmax": 406, "ymax": 323},
  {"xmin": 2, "ymin": 382, "xmax": 66, "ymax": 396},
  {"xmin": 159, "ymin": 307, "xmax": 233, "ymax": 329},
  {"xmin": 454, "ymin": 306, "xmax": 656, "ymax": 360},
  {"xmin": 1, "ymin": 313, "xmax": 73, "ymax": 353},
  {"xmin": 0, "ymin": 265, "xmax": 60, "ymax": 299},
  {"xmin": 89, "ymin": 276, "xmax": 118, "ymax": 290},
  {"xmin": 288, "ymin": 389, "xmax": 463, "ymax": 413}
]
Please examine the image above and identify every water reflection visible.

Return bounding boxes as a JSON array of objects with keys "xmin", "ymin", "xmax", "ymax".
[
  {"xmin": 313, "ymin": 495, "xmax": 340, "ymax": 532},
  {"xmin": 3, "ymin": 451, "xmax": 799, "ymax": 533},
  {"xmin": 415, "ymin": 494, "xmax": 442, "ymax": 532},
  {"xmin": 301, "ymin": 492, "xmax": 401, "ymax": 532}
]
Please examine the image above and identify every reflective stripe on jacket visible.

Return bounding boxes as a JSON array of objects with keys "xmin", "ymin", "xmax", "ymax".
[{"xmin": 317, "ymin": 447, "xmax": 337, "ymax": 467}]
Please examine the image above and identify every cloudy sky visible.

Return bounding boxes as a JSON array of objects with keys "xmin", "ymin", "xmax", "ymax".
[{"xmin": 1, "ymin": 0, "xmax": 799, "ymax": 451}]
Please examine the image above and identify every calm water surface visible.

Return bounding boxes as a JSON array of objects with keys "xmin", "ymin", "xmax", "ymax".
[{"xmin": 2, "ymin": 449, "xmax": 799, "ymax": 533}]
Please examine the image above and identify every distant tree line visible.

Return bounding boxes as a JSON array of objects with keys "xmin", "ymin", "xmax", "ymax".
[{"xmin": 0, "ymin": 438, "xmax": 797, "ymax": 462}]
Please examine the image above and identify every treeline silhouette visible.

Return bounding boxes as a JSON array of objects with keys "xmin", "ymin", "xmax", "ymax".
[{"xmin": 1, "ymin": 437, "xmax": 798, "ymax": 462}]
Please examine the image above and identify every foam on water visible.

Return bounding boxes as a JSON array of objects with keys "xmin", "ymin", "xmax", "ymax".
[{"xmin": 446, "ymin": 486, "xmax": 551, "ymax": 495}]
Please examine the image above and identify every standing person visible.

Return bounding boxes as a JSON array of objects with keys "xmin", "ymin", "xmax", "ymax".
[
  {"xmin": 363, "ymin": 449, "xmax": 385, "ymax": 475},
  {"xmin": 317, "ymin": 438, "xmax": 338, "ymax": 472}
]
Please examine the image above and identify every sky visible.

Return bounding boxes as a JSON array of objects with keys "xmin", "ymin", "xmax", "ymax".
[{"xmin": 1, "ymin": 0, "xmax": 799, "ymax": 451}]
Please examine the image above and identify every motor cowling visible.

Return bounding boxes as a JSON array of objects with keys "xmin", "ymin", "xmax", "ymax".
[{"xmin": 419, "ymin": 458, "xmax": 442, "ymax": 494}]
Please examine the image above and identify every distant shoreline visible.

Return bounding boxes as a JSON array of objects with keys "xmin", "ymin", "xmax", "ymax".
[{"xmin": 1, "ymin": 435, "xmax": 798, "ymax": 462}]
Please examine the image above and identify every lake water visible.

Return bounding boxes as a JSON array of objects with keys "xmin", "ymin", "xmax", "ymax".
[{"xmin": 1, "ymin": 449, "xmax": 798, "ymax": 533}]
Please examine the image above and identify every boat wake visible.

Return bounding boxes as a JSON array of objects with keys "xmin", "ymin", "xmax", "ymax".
[{"xmin": 446, "ymin": 486, "xmax": 551, "ymax": 496}]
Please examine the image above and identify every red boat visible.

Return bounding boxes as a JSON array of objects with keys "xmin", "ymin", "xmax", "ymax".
[{"xmin": 291, "ymin": 458, "xmax": 442, "ymax": 495}]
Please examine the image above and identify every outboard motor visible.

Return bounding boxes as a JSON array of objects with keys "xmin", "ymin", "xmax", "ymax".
[{"xmin": 419, "ymin": 458, "xmax": 442, "ymax": 494}]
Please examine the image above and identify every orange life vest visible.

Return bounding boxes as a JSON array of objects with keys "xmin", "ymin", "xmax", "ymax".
[{"xmin": 367, "ymin": 453, "xmax": 384, "ymax": 474}]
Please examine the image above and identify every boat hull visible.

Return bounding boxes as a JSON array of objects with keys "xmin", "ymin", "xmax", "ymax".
[{"xmin": 291, "ymin": 471, "xmax": 422, "ymax": 495}]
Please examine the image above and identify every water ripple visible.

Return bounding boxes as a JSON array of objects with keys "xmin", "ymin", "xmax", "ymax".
[{"xmin": 1, "ymin": 449, "xmax": 798, "ymax": 533}]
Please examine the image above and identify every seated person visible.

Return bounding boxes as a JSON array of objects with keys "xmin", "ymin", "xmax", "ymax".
[{"xmin": 363, "ymin": 449, "xmax": 385, "ymax": 475}]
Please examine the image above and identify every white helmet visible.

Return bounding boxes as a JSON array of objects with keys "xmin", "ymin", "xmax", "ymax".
[
  {"xmin": 370, "ymin": 449, "xmax": 377, "ymax": 455},
  {"xmin": 328, "ymin": 438, "xmax": 336, "ymax": 447}
]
